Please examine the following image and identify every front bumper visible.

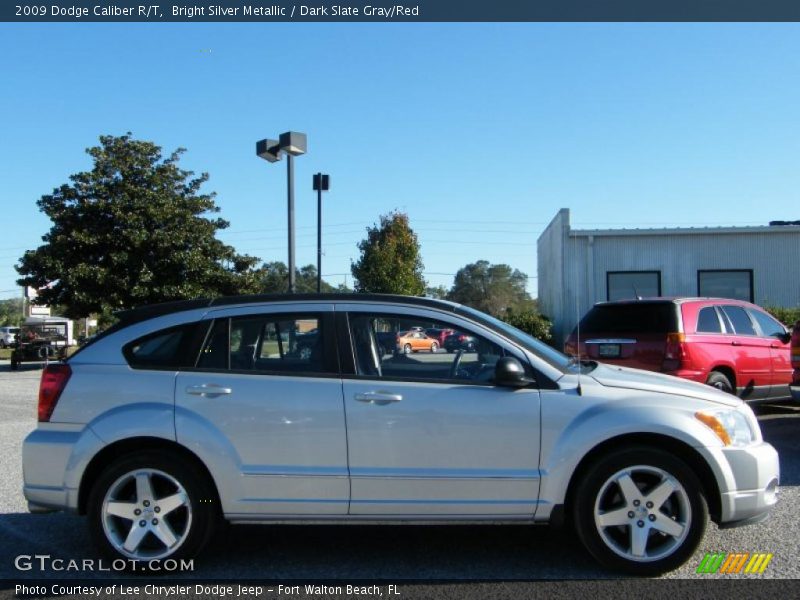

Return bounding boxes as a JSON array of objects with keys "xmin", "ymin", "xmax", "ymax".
[{"xmin": 712, "ymin": 441, "xmax": 779, "ymax": 527}]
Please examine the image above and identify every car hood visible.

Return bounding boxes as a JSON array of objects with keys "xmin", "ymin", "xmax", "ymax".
[{"xmin": 590, "ymin": 363, "xmax": 742, "ymax": 408}]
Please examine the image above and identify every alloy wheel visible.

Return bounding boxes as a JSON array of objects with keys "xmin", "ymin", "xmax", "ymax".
[
  {"xmin": 101, "ymin": 468, "xmax": 192, "ymax": 560},
  {"xmin": 593, "ymin": 465, "xmax": 691, "ymax": 562}
]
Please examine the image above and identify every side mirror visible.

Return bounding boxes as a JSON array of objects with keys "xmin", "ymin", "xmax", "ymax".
[
  {"xmin": 494, "ymin": 356, "xmax": 534, "ymax": 388},
  {"xmin": 775, "ymin": 331, "xmax": 792, "ymax": 344}
]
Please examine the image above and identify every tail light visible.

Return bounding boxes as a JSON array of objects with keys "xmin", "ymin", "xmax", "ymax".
[
  {"xmin": 38, "ymin": 363, "xmax": 71, "ymax": 422},
  {"xmin": 458, "ymin": 335, "xmax": 466, "ymax": 342},
  {"xmin": 664, "ymin": 332, "xmax": 687, "ymax": 367},
  {"xmin": 791, "ymin": 321, "xmax": 800, "ymax": 370}
]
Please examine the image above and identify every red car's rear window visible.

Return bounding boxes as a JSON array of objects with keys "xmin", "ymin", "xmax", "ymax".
[{"xmin": 579, "ymin": 303, "xmax": 679, "ymax": 335}]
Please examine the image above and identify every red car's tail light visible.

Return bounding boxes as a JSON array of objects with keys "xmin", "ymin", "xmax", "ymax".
[
  {"xmin": 664, "ymin": 332, "xmax": 687, "ymax": 366},
  {"xmin": 38, "ymin": 363, "xmax": 72, "ymax": 422},
  {"xmin": 791, "ymin": 321, "xmax": 800, "ymax": 370}
]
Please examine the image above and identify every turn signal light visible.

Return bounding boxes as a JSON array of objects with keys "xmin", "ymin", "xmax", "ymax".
[{"xmin": 695, "ymin": 411, "xmax": 732, "ymax": 446}]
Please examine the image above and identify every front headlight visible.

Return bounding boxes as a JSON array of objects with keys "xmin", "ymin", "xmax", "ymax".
[{"xmin": 695, "ymin": 409, "xmax": 754, "ymax": 447}]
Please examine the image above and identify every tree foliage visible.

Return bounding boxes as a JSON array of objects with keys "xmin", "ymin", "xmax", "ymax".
[
  {"xmin": 16, "ymin": 134, "xmax": 261, "ymax": 319},
  {"xmin": 446, "ymin": 260, "xmax": 534, "ymax": 317},
  {"xmin": 351, "ymin": 212, "xmax": 426, "ymax": 295},
  {"xmin": 425, "ymin": 285, "xmax": 449, "ymax": 300},
  {"xmin": 764, "ymin": 306, "xmax": 800, "ymax": 327},
  {"xmin": 0, "ymin": 298, "xmax": 24, "ymax": 327},
  {"xmin": 503, "ymin": 308, "xmax": 553, "ymax": 343},
  {"xmin": 257, "ymin": 261, "xmax": 350, "ymax": 294}
]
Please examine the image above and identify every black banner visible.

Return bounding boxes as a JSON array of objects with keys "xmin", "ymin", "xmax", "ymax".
[
  {"xmin": 2, "ymin": 579, "xmax": 800, "ymax": 600},
  {"xmin": 4, "ymin": 0, "xmax": 800, "ymax": 23}
]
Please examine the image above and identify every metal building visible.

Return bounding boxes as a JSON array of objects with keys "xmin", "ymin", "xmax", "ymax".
[{"xmin": 538, "ymin": 208, "xmax": 800, "ymax": 345}]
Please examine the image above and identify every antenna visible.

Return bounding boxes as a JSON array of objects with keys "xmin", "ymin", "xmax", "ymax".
[{"xmin": 574, "ymin": 235, "xmax": 582, "ymax": 396}]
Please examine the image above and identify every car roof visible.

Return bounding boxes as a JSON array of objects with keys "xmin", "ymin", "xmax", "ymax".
[
  {"xmin": 113, "ymin": 293, "xmax": 461, "ymax": 328},
  {"xmin": 593, "ymin": 297, "xmax": 756, "ymax": 307}
]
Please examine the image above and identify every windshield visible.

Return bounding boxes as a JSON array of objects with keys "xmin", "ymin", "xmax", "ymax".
[{"xmin": 457, "ymin": 305, "xmax": 574, "ymax": 370}]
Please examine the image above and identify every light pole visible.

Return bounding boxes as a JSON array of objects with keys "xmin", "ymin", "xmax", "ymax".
[
  {"xmin": 312, "ymin": 173, "xmax": 330, "ymax": 293},
  {"xmin": 256, "ymin": 131, "xmax": 307, "ymax": 293}
]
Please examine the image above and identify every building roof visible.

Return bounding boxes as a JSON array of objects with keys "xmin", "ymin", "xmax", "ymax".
[{"xmin": 570, "ymin": 224, "xmax": 800, "ymax": 238}]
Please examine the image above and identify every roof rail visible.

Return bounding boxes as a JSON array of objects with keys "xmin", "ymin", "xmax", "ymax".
[{"xmin": 113, "ymin": 293, "xmax": 458, "ymax": 327}]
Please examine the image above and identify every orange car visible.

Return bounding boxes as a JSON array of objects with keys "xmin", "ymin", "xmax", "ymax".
[{"xmin": 396, "ymin": 330, "xmax": 439, "ymax": 354}]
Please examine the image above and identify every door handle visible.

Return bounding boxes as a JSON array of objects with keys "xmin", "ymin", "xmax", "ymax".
[
  {"xmin": 731, "ymin": 341, "xmax": 742, "ymax": 346},
  {"xmin": 354, "ymin": 391, "xmax": 403, "ymax": 405},
  {"xmin": 186, "ymin": 384, "xmax": 232, "ymax": 397}
]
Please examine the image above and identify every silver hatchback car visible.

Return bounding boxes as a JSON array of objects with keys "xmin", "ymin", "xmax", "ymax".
[{"xmin": 22, "ymin": 294, "xmax": 779, "ymax": 574}]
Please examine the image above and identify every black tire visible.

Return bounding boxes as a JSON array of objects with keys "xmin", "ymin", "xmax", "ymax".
[
  {"xmin": 403, "ymin": 344, "xmax": 412, "ymax": 355},
  {"xmin": 430, "ymin": 342, "xmax": 439, "ymax": 353},
  {"xmin": 572, "ymin": 446, "xmax": 708, "ymax": 576},
  {"xmin": 87, "ymin": 451, "xmax": 217, "ymax": 570},
  {"xmin": 706, "ymin": 371, "xmax": 734, "ymax": 395},
  {"xmin": 10, "ymin": 358, "xmax": 18, "ymax": 370}
]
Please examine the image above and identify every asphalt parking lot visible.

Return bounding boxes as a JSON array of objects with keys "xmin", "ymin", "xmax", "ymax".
[{"xmin": 0, "ymin": 362, "xmax": 798, "ymax": 581}]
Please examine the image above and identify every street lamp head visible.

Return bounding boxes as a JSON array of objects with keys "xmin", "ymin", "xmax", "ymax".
[
  {"xmin": 313, "ymin": 173, "xmax": 330, "ymax": 191},
  {"xmin": 256, "ymin": 139, "xmax": 282, "ymax": 163},
  {"xmin": 279, "ymin": 131, "xmax": 307, "ymax": 156}
]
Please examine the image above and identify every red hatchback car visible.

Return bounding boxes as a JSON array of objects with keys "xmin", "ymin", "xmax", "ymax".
[{"xmin": 565, "ymin": 298, "xmax": 794, "ymax": 402}]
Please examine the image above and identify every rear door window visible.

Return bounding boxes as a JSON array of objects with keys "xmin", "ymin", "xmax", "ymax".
[
  {"xmin": 196, "ymin": 313, "xmax": 335, "ymax": 375},
  {"xmin": 720, "ymin": 306, "xmax": 756, "ymax": 336}
]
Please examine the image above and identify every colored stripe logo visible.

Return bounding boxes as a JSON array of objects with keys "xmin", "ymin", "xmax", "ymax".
[{"xmin": 696, "ymin": 552, "xmax": 773, "ymax": 574}]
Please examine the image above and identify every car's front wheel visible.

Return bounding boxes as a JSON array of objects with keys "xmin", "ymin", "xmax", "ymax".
[
  {"xmin": 88, "ymin": 452, "xmax": 217, "ymax": 568},
  {"xmin": 573, "ymin": 447, "xmax": 707, "ymax": 575}
]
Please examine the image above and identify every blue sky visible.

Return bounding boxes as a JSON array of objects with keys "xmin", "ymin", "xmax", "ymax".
[{"xmin": 1, "ymin": 23, "xmax": 799, "ymax": 301}]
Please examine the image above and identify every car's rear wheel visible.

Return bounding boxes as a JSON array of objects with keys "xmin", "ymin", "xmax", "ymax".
[
  {"xmin": 403, "ymin": 344, "xmax": 412, "ymax": 354},
  {"xmin": 706, "ymin": 371, "xmax": 734, "ymax": 394},
  {"xmin": 573, "ymin": 447, "xmax": 707, "ymax": 575},
  {"xmin": 88, "ymin": 452, "xmax": 216, "ymax": 569},
  {"xmin": 430, "ymin": 342, "xmax": 439, "ymax": 353}
]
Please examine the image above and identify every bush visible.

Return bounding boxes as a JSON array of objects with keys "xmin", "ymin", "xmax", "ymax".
[
  {"xmin": 764, "ymin": 306, "xmax": 800, "ymax": 327},
  {"xmin": 503, "ymin": 309, "xmax": 553, "ymax": 344}
]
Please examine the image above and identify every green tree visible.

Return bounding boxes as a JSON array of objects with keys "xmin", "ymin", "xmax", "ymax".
[
  {"xmin": 426, "ymin": 285, "xmax": 449, "ymax": 299},
  {"xmin": 0, "ymin": 298, "xmax": 24, "ymax": 327},
  {"xmin": 446, "ymin": 260, "xmax": 534, "ymax": 317},
  {"xmin": 257, "ymin": 261, "xmax": 345, "ymax": 294},
  {"xmin": 764, "ymin": 306, "xmax": 800, "ymax": 327},
  {"xmin": 351, "ymin": 212, "xmax": 426, "ymax": 295},
  {"xmin": 16, "ymin": 134, "xmax": 261, "ymax": 319},
  {"xmin": 503, "ymin": 308, "xmax": 553, "ymax": 343}
]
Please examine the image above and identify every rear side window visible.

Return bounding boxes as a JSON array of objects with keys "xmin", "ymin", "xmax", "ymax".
[
  {"xmin": 578, "ymin": 303, "xmax": 678, "ymax": 334},
  {"xmin": 695, "ymin": 307, "xmax": 722, "ymax": 333},
  {"xmin": 124, "ymin": 323, "xmax": 204, "ymax": 369},
  {"xmin": 720, "ymin": 306, "xmax": 756, "ymax": 336}
]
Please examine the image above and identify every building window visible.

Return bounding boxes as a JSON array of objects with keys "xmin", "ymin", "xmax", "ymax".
[
  {"xmin": 607, "ymin": 271, "xmax": 661, "ymax": 301},
  {"xmin": 697, "ymin": 270, "xmax": 753, "ymax": 302}
]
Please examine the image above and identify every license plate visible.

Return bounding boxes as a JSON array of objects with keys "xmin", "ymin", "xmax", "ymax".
[{"xmin": 598, "ymin": 344, "xmax": 621, "ymax": 358}]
